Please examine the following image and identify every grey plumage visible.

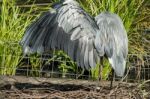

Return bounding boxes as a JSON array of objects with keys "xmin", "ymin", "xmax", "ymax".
[
  {"xmin": 20, "ymin": 0, "xmax": 128, "ymax": 77},
  {"xmin": 95, "ymin": 12, "xmax": 128, "ymax": 76}
]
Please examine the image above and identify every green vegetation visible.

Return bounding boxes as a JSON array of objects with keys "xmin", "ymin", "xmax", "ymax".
[
  {"xmin": 0, "ymin": 0, "xmax": 148, "ymax": 80},
  {"xmin": 0, "ymin": 0, "xmax": 33, "ymax": 75},
  {"xmin": 0, "ymin": 0, "xmax": 50, "ymax": 75}
]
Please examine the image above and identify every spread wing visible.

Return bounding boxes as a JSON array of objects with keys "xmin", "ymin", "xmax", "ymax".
[
  {"xmin": 95, "ymin": 12, "xmax": 128, "ymax": 76},
  {"xmin": 20, "ymin": 0, "xmax": 105, "ymax": 69}
]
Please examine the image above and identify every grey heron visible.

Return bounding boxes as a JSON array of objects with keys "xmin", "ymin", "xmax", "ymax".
[{"xmin": 20, "ymin": 0, "xmax": 128, "ymax": 88}]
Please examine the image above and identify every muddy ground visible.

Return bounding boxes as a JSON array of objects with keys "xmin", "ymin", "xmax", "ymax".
[{"xmin": 0, "ymin": 76, "xmax": 149, "ymax": 99}]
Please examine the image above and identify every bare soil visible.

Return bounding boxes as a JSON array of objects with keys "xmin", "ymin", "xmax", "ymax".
[{"xmin": 0, "ymin": 76, "xmax": 149, "ymax": 99}]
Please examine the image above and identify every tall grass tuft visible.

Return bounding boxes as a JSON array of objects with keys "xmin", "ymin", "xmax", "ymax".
[{"xmin": 0, "ymin": 0, "xmax": 37, "ymax": 75}]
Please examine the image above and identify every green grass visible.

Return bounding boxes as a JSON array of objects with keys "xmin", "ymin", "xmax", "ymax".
[{"xmin": 0, "ymin": 0, "xmax": 40, "ymax": 75}]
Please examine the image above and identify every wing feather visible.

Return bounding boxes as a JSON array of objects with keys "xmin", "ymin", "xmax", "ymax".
[
  {"xmin": 76, "ymin": 38, "xmax": 82, "ymax": 67},
  {"xmin": 84, "ymin": 37, "xmax": 89, "ymax": 69},
  {"xmin": 88, "ymin": 39, "xmax": 96, "ymax": 67},
  {"xmin": 20, "ymin": 1, "xmax": 104, "ymax": 70}
]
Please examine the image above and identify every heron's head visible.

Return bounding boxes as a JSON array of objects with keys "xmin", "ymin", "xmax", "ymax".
[{"xmin": 108, "ymin": 55, "xmax": 126, "ymax": 77}]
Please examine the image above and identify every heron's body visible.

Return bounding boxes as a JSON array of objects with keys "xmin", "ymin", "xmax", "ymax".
[{"xmin": 20, "ymin": 0, "xmax": 128, "ymax": 77}]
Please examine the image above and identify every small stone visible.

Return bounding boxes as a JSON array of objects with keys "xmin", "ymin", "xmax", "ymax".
[{"xmin": 96, "ymin": 86, "xmax": 101, "ymax": 91}]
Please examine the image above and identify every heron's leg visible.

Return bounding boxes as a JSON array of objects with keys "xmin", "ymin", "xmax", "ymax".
[
  {"xmin": 110, "ymin": 69, "xmax": 114, "ymax": 89},
  {"xmin": 99, "ymin": 57, "xmax": 103, "ymax": 81},
  {"xmin": 97, "ymin": 57, "xmax": 103, "ymax": 86},
  {"xmin": 97, "ymin": 64, "xmax": 101, "ymax": 87},
  {"xmin": 96, "ymin": 64, "xmax": 100, "ymax": 88}
]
